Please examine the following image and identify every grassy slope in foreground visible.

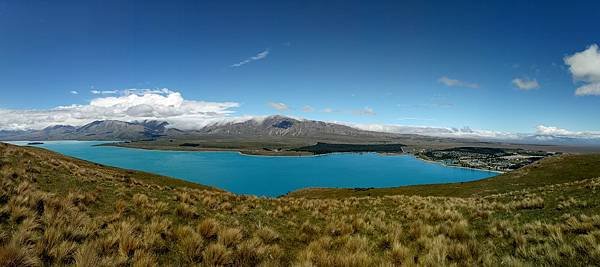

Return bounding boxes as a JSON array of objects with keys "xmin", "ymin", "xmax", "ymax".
[
  {"xmin": 2, "ymin": 142, "xmax": 600, "ymax": 266},
  {"xmin": 288, "ymin": 154, "xmax": 600, "ymax": 198}
]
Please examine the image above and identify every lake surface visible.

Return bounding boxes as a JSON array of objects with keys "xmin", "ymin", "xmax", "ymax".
[{"xmin": 9, "ymin": 141, "xmax": 498, "ymax": 197}]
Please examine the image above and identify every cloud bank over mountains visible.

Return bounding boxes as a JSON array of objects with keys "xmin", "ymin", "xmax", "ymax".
[
  {"xmin": 0, "ymin": 89, "xmax": 239, "ymax": 131},
  {"xmin": 0, "ymin": 88, "xmax": 599, "ymax": 144},
  {"xmin": 349, "ymin": 123, "xmax": 520, "ymax": 140},
  {"xmin": 350, "ymin": 123, "xmax": 600, "ymax": 143}
]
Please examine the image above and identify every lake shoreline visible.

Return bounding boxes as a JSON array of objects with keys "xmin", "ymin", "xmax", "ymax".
[
  {"xmin": 102, "ymin": 141, "xmax": 501, "ymax": 173},
  {"xmin": 415, "ymin": 156, "xmax": 505, "ymax": 174},
  {"xmin": 9, "ymin": 140, "xmax": 501, "ymax": 173},
  {"xmin": 5, "ymin": 140, "xmax": 499, "ymax": 197}
]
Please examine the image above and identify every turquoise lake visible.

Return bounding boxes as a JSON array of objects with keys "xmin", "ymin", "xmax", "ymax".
[{"xmin": 9, "ymin": 141, "xmax": 498, "ymax": 197}]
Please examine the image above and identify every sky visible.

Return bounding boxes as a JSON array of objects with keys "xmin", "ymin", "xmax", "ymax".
[{"xmin": 0, "ymin": 0, "xmax": 599, "ymax": 139}]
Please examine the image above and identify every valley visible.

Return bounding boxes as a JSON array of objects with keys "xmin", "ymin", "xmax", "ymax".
[{"xmin": 3, "ymin": 115, "xmax": 596, "ymax": 175}]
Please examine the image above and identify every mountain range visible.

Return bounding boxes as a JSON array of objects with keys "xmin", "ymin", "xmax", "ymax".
[
  {"xmin": 0, "ymin": 115, "xmax": 396, "ymax": 141},
  {"xmin": 1, "ymin": 115, "xmax": 599, "ymax": 149},
  {"xmin": 0, "ymin": 120, "xmax": 169, "ymax": 141}
]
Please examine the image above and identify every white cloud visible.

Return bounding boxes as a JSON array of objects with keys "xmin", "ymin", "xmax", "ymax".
[
  {"xmin": 438, "ymin": 76, "xmax": 479, "ymax": 89},
  {"xmin": 512, "ymin": 78, "xmax": 540, "ymax": 90},
  {"xmin": 91, "ymin": 90, "xmax": 119, "ymax": 95},
  {"xmin": 575, "ymin": 83, "xmax": 600, "ymax": 96},
  {"xmin": 322, "ymin": 108, "xmax": 334, "ymax": 113},
  {"xmin": 0, "ymin": 89, "xmax": 240, "ymax": 131},
  {"xmin": 268, "ymin": 102, "xmax": 288, "ymax": 111},
  {"xmin": 231, "ymin": 49, "xmax": 269, "ymax": 67},
  {"xmin": 536, "ymin": 125, "xmax": 600, "ymax": 138},
  {"xmin": 352, "ymin": 107, "xmax": 375, "ymax": 116},
  {"xmin": 338, "ymin": 121, "xmax": 600, "ymax": 142},
  {"xmin": 351, "ymin": 122, "xmax": 600, "ymax": 141},
  {"xmin": 564, "ymin": 44, "xmax": 600, "ymax": 83},
  {"xmin": 350, "ymin": 123, "xmax": 520, "ymax": 139},
  {"xmin": 536, "ymin": 125, "xmax": 572, "ymax": 135},
  {"xmin": 302, "ymin": 105, "xmax": 314, "ymax": 112},
  {"xmin": 564, "ymin": 44, "xmax": 600, "ymax": 96},
  {"xmin": 70, "ymin": 91, "xmax": 79, "ymax": 95}
]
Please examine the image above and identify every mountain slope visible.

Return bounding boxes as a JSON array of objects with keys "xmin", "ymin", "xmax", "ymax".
[
  {"xmin": 0, "ymin": 120, "xmax": 169, "ymax": 141},
  {"xmin": 0, "ymin": 116, "xmax": 388, "ymax": 141},
  {"xmin": 191, "ymin": 115, "xmax": 394, "ymax": 138}
]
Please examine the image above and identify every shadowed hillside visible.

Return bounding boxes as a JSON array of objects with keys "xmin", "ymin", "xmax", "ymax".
[{"xmin": 1, "ymin": 142, "xmax": 600, "ymax": 266}]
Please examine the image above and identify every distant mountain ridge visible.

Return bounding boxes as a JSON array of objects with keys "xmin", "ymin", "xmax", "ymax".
[
  {"xmin": 187, "ymin": 115, "xmax": 395, "ymax": 138},
  {"xmin": 0, "ymin": 115, "xmax": 394, "ymax": 141},
  {"xmin": 0, "ymin": 120, "xmax": 170, "ymax": 141},
  {"xmin": 1, "ymin": 115, "xmax": 599, "ymax": 148}
]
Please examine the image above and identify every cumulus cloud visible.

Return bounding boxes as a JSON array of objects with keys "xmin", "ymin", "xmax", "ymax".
[
  {"xmin": 352, "ymin": 107, "xmax": 376, "ymax": 116},
  {"xmin": 438, "ymin": 76, "xmax": 479, "ymax": 89},
  {"xmin": 575, "ymin": 83, "xmax": 600, "ymax": 96},
  {"xmin": 564, "ymin": 44, "xmax": 600, "ymax": 96},
  {"xmin": 535, "ymin": 125, "xmax": 572, "ymax": 136},
  {"xmin": 512, "ymin": 78, "xmax": 540, "ymax": 90},
  {"xmin": 70, "ymin": 91, "xmax": 79, "ymax": 95},
  {"xmin": 268, "ymin": 102, "xmax": 288, "ymax": 111},
  {"xmin": 231, "ymin": 49, "xmax": 269, "ymax": 67},
  {"xmin": 536, "ymin": 125, "xmax": 600, "ymax": 138},
  {"xmin": 0, "ymin": 89, "xmax": 240, "ymax": 131},
  {"xmin": 564, "ymin": 44, "xmax": 600, "ymax": 82}
]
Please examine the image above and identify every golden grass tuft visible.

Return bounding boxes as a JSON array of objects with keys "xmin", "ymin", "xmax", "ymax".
[
  {"xmin": 218, "ymin": 227, "xmax": 243, "ymax": 248},
  {"xmin": 0, "ymin": 243, "xmax": 39, "ymax": 267},
  {"xmin": 197, "ymin": 218, "xmax": 220, "ymax": 240},
  {"xmin": 255, "ymin": 225, "xmax": 280, "ymax": 244},
  {"xmin": 202, "ymin": 243, "xmax": 232, "ymax": 266}
]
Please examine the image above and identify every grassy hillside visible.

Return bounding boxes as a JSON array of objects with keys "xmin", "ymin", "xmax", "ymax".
[{"xmin": 1, "ymin": 142, "xmax": 600, "ymax": 266}]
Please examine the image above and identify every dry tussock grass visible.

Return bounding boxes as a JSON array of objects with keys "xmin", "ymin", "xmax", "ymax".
[{"xmin": 1, "ymin": 143, "xmax": 600, "ymax": 266}]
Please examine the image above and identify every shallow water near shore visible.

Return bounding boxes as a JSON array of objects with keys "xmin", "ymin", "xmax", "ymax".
[{"xmin": 9, "ymin": 141, "xmax": 498, "ymax": 197}]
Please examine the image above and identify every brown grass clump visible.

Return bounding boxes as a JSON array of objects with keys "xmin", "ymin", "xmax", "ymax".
[
  {"xmin": 234, "ymin": 237, "xmax": 263, "ymax": 266},
  {"xmin": 0, "ymin": 243, "xmax": 39, "ymax": 267},
  {"xmin": 132, "ymin": 193, "xmax": 149, "ymax": 208},
  {"xmin": 132, "ymin": 250, "xmax": 157, "ymax": 267},
  {"xmin": 386, "ymin": 242, "xmax": 414, "ymax": 266},
  {"xmin": 175, "ymin": 203, "xmax": 197, "ymax": 219},
  {"xmin": 175, "ymin": 226, "xmax": 204, "ymax": 264},
  {"xmin": 255, "ymin": 225, "xmax": 280, "ymax": 244},
  {"xmin": 512, "ymin": 196, "xmax": 544, "ymax": 210},
  {"xmin": 73, "ymin": 242, "xmax": 101, "ymax": 267},
  {"xmin": 202, "ymin": 243, "xmax": 232, "ymax": 266},
  {"xmin": 218, "ymin": 227, "xmax": 243, "ymax": 248},
  {"xmin": 197, "ymin": 218, "xmax": 220, "ymax": 240}
]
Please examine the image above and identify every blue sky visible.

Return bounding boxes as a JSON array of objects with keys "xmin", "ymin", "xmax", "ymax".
[{"xmin": 0, "ymin": 0, "xmax": 599, "ymax": 135}]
